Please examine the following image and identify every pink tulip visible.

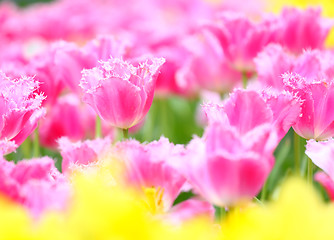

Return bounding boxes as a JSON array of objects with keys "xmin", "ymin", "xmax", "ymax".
[
  {"xmin": 53, "ymin": 41, "xmax": 96, "ymax": 94},
  {"xmin": 25, "ymin": 45, "xmax": 64, "ymax": 106},
  {"xmin": 202, "ymin": 89, "xmax": 300, "ymax": 141},
  {"xmin": 58, "ymin": 136, "xmax": 112, "ymax": 174},
  {"xmin": 314, "ymin": 172, "xmax": 334, "ymax": 201},
  {"xmin": 175, "ymin": 123, "xmax": 276, "ymax": 207},
  {"xmin": 12, "ymin": 0, "xmax": 100, "ymax": 41},
  {"xmin": 255, "ymin": 44, "xmax": 293, "ymax": 90},
  {"xmin": 260, "ymin": 88, "xmax": 301, "ymax": 140},
  {"xmin": 115, "ymin": 137, "xmax": 186, "ymax": 211},
  {"xmin": 306, "ymin": 139, "xmax": 334, "ymax": 200},
  {"xmin": 176, "ymin": 28, "xmax": 241, "ymax": 93},
  {"xmin": 204, "ymin": 8, "xmax": 331, "ymax": 72},
  {"xmin": 220, "ymin": 0, "xmax": 265, "ymax": 16},
  {"xmin": 196, "ymin": 90, "xmax": 224, "ymax": 127},
  {"xmin": 0, "ymin": 39, "xmax": 27, "ymax": 77},
  {"xmin": 0, "ymin": 157, "xmax": 70, "ymax": 216},
  {"xmin": 176, "ymin": 90, "xmax": 280, "ymax": 206},
  {"xmin": 152, "ymin": 44, "xmax": 193, "ymax": 96},
  {"xmin": 283, "ymin": 72, "xmax": 334, "ymax": 140},
  {"xmin": 0, "ymin": 3, "xmax": 28, "ymax": 41},
  {"xmin": 26, "ymin": 41, "xmax": 96, "ymax": 103},
  {"xmin": 204, "ymin": 11, "xmax": 279, "ymax": 71},
  {"xmin": 255, "ymin": 44, "xmax": 334, "ymax": 90},
  {"xmin": 278, "ymin": 8, "xmax": 333, "ymax": 54},
  {"xmin": 0, "ymin": 71, "xmax": 45, "ymax": 145},
  {"xmin": 80, "ymin": 57, "xmax": 165, "ymax": 129},
  {"xmin": 167, "ymin": 199, "xmax": 215, "ymax": 224},
  {"xmin": 39, "ymin": 93, "xmax": 114, "ymax": 149},
  {"xmin": 39, "ymin": 94, "xmax": 91, "ymax": 149},
  {"xmin": 306, "ymin": 139, "xmax": 334, "ymax": 179},
  {"xmin": 83, "ymin": 35, "xmax": 131, "ymax": 63}
]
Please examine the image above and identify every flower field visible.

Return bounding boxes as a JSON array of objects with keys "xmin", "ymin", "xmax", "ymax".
[{"xmin": 1, "ymin": 0, "xmax": 334, "ymax": 239}]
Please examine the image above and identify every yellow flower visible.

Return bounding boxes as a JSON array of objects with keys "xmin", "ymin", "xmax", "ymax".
[
  {"xmin": 0, "ymin": 195, "xmax": 37, "ymax": 240},
  {"xmin": 39, "ymin": 166, "xmax": 219, "ymax": 240},
  {"xmin": 221, "ymin": 178, "xmax": 334, "ymax": 240}
]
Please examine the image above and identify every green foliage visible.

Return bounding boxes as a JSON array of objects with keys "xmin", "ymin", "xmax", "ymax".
[
  {"xmin": 2, "ymin": 0, "xmax": 53, "ymax": 8},
  {"xmin": 133, "ymin": 96, "xmax": 204, "ymax": 144}
]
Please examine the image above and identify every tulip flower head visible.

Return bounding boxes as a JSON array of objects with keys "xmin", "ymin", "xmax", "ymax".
[
  {"xmin": 204, "ymin": 11, "xmax": 279, "ymax": 71},
  {"xmin": 255, "ymin": 44, "xmax": 334, "ymax": 90},
  {"xmin": 58, "ymin": 136, "xmax": 112, "ymax": 174},
  {"xmin": 175, "ymin": 90, "xmax": 279, "ymax": 207},
  {"xmin": 314, "ymin": 172, "xmax": 334, "ymax": 201},
  {"xmin": 115, "ymin": 137, "xmax": 186, "ymax": 213},
  {"xmin": 0, "ymin": 157, "xmax": 70, "ymax": 216},
  {"xmin": 306, "ymin": 139, "xmax": 334, "ymax": 178},
  {"xmin": 80, "ymin": 57, "xmax": 165, "ymax": 130},
  {"xmin": 0, "ymin": 71, "xmax": 45, "ymax": 145},
  {"xmin": 278, "ymin": 8, "xmax": 333, "ymax": 53},
  {"xmin": 284, "ymin": 72, "xmax": 334, "ymax": 140},
  {"xmin": 306, "ymin": 138, "xmax": 334, "ymax": 200}
]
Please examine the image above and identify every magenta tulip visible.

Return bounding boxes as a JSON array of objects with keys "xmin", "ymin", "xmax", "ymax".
[
  {"xmin": 0, "ymin": 157, "xmax": 70, "ymax": 216},
  {"xmin": 80, "ymin": 57, "xmax": 165, "ymax": 129},
  {"xmin": 0, "ymin": 71, "xmax": 45, "ymax": 145},
  {"xmin": 115, "ymin": 137, "xmax": 186, "ymax": 211},
  {"xmin": 284, "ymin": 72, "xmax": 334, "ymax": 140},
  {"xmin": 58, "ymin": 136, "xmax": 112, "ymax": 174},
  {"xmin": 306, "ymin": 139, "xmax": 334, "ymax": 200},
  {"xmin": 175, "ymin": 90, "xmax": 280, "ymax": 206}
]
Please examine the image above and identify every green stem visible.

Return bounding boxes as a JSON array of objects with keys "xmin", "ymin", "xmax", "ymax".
[
  {"xmin": 242, "ymin": 71, "xmax": 248, "ymax": 89},
  {"xmin": 95, "ymin": 115, "xmax": 102, "ymax": 138},
  {"xmin": 122, "ymin": 128, "xmax": 129, "ymax": 139},
  {"xmin": 160, "ymin": 98, "xmax": 169, "ymax": 136},
  {"xmin": 20, "ymin": 138, "xmax": 31, "ymax": 159},
  {"xmin": 143, "ymin": 100, "xmax": 155, "ymax": 142},
  {"xmin": 260, "ymin": 180, "xmax": 267, "ymax": 201},
  {"xmin": 253, "ymin": 197, "xmax": 264, "ymax": 206},
  {"xmin": 294, "ymin": 132, "xmax": 301, "ymax": 175},
  {"xmin": 33, "ymin": 128, "xmax": 40, "ymax": 158},
  {"xmin": 220, "ymin": 206, "xmax": 226, "ymax": 223},
  {"xmin": 307, "ymin": 156, "xmax": 313, "ymax": 185}
]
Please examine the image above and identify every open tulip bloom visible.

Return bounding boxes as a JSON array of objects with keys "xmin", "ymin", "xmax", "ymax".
[
  {"xmin": 283, "ymin": 72, "xmax": 334, "ymax": 140},
  {"xmin": 0, "ymin": 71, "xmax": 45, "ymax": 146},
  {"xmin": 80, "ymin": 57, "xmax": 165, "ymax": 131}
]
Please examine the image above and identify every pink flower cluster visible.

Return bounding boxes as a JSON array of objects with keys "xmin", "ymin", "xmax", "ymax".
[
  {"xmin": 0, "ymin": 156, "xmax": 70, "ymax": 216},
  {"xmin": 1, "ymin": 0, "xmax": 334, "ymax": 228}
]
